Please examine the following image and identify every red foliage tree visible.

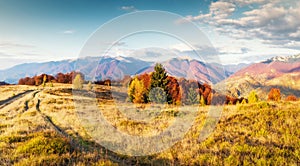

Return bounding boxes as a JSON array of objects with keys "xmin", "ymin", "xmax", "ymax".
[
  {"xmin": 138, "ymin": 73, "xmax": 151, "ymax": 90},
  {"xmin": 286, "ymin": 95, "xmax": 297, "ymax": 101},
  {"xmin": 56, "ymin": 72, "xmax": 67, "ymax": 83},
  {"xmin": 166, "ymin": 76, "xmax": 181, "ymax": 104},
  {"xmin": 55, "ymin": 71, "xmax": 84, "ymax": 84},
  {"xmin": 18, "ymin": 78, "xmax": 25, "ymax": 85},
  {"xmin": 177, "ymin": 78, "xmax": 202, "ymax": 105},
  {"xmin": 19, "ymin": 77, "xmax": 35, "ymax": 85},
  {"xmin": 19, "ymin": 74, "xmax": 56, "ymax": 86},
  {"xmin": 199, "ymin": 83, "xmax": 213, "ymax": 105}
]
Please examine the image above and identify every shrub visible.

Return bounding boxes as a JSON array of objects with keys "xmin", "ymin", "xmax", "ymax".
[
  {"xmin": 268, "ymin": 88, "xmax": 281, "ymax": 101},
  {"xmin": 42, "ymin": 74, "xmax": 47, "ymax": 87},
  {"xmin": 73, "ymin": 74, "xmax": 84, "ymax": 90},
  {"xmin": 285, "ymin": 95, "xmax": 297, "ymax": 101},
  {"xmin": 255, "ymin": 101, "xmax": 270, "ymax": 109},
  {"xmin": 241, "ymin": 99, "xmax": 247, "ymax": 104},
  {"xmin": 149, "ymin": 87, "xmax": 167, "ymax": 104},
  {"xmin": 200, "ymin": 95, "xmax": 206, "ymax": 106},
  {"xmin": 16, "ymin": 133, "xmax": 71, "ymax": 156},
  {"xmin": 248, "ymin": 90, "xmax": 259, "ymax": 103},
  {"xmin": 87, "ymin": 81, "xmax": 93, "ymax": 91}
]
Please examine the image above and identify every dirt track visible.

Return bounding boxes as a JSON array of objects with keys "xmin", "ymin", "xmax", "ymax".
[
  {"xmin": 0, "ymin": 90, "xmax": 35, "ymax": 109},
  {"xmin": 0, "ymin": 88, "xmax": 135, "ymax": 165}
]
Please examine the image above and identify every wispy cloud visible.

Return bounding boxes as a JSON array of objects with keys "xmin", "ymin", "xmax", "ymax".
[
  {"xmin": 0, "ymin": 42, "xmax": 34, "ymax": 48},
  {"xmin": 120, "ymin": 6, "xmax": 138, "ymax": 12},
  {"xmin": 62, "ymin": 29, "xmax": 76, "ymax": 34}
]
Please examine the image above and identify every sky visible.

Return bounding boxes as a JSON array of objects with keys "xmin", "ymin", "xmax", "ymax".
[{"xmin": 0, "ymin": 0, "xmax": 300, "ymax": 69}]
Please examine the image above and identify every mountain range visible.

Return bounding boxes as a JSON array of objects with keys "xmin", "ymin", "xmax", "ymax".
[
  {"xmin": 0, "ymin": 56, "xmax": 248, "ymax": 84},
  {"xmin": 217, "ymin": 54, "xmax": 300, "ymax": 98},
  {"xmin": 1, "ymin": 54, "xmax": 300, "ymax": 99}
]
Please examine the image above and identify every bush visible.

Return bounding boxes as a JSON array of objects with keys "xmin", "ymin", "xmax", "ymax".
[
  {"xmin": 200, "ymin": 95, "xmax": 206, "ymax": 106},
  {"xmin": 285, "ymin": 95, "xmax": 297, "ymax": 101},
  {"xmin": 87, "ymin": 81, "xmax": 93, "ymax": 91},
  {"xmin": 248, "ymin": 90, "xmax": 259, "ymax": 103},
  {"xmin": 255, "ymin": 101, "xmax": 270, "ymax": 109},
  {"xmin": 268, "ymin": 88, "xmax": 281, "ymax": 101},
  {"xmin": 149, "ymin": 87, "xmax": 167, "ymax": 104},
  {"xmin": 73, "ymin": 74, "xmax": 84, "ymax": 90},
  {"xmin": 16, "ymin": 133, "xmax": 71, "ymax": 155}
]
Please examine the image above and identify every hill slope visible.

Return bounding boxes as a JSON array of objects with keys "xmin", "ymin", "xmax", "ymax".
[
  {"xmin": 0, "ymin": 84, "xmax": 299, "ymax": 165},
  {"xmin": 219, "ymin": 54, "xmax": 300, "ymax": 98}
]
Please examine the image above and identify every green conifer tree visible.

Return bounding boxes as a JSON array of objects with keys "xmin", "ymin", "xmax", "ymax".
[
  {"xmin": 187, "ymin": 88, "xmax": 199, "ymax": 105},
  {"xmin": 150, "ymin": 63, "xmax": 170, "ymax": 103}
]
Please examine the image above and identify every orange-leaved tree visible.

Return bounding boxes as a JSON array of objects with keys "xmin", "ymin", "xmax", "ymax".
[
  {"xmin": 285, "ymin": 95, "xmax": 297, "ymax": 101},
  {"xmin": 268, "ymin": 88, "xmax": 281, "ymax": 101}
]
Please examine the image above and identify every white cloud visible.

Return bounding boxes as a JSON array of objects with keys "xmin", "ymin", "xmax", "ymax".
[
  {"xmin": 182, "ymin": 0, "xmax": 300, "ymax": 45},
  {"xmin": 62, "ymin": 30, "xmax": 76, "ymax": 34},
  {"xmin": 289, "ymin": 28, "xmax": 300, "ymax": 38},
  {"xmin": 120, "ymin": 6, "xmax": 137, "ymax": 12},
  {"xmin": 0, "ymin": 41, "xmax": 34, "ymax": 48},
  {"xmin": 229, "ymin": 0, "xmax": 267, "ymax": 6},
  {"xmin": 0, "ymin": 41, "xmax": 37, "ymax": 59},
  {"xmin": 169, "ymin": 43, "xmax": 194, "ymax": 52}
]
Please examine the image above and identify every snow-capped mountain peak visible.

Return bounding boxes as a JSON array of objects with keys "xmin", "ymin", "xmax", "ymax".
[{"xmin": 264, "ymin": 54, "xmax": 300, "ymax": 63}]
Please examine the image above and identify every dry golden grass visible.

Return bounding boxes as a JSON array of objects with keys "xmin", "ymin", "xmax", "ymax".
[
  {"xmin": 0, "ymin": 83, "xmax": 299, "ymax": 165},
  {"xmin": 0, "ymin": 85, "xmax": 37, "ymax": 101}
]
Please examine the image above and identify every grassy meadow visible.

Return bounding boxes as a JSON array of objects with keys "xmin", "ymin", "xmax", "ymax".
[{"xmin": 0, "ymin": 83, "xmax": 299, "ymax": 165}]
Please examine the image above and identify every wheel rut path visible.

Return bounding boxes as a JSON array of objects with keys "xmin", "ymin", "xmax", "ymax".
[
  {"xmin": 33, "ymin": 91, "xmax": 133, "ymax": 165},
  {"xmin": 0, "ymin": 90, "xmax": 35, "ymax": 109}
]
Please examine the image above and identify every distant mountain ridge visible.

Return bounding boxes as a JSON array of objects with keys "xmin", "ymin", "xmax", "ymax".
[
  {"xmin": 0, "ymin": 56, "xmax": 246, "ymax": 84},
  {"xmin": 139, "ymin": 58, "xmax": 231, "ymax": 84},
  {"xmin": 219, "ymin": 54, "xmax": 300, "ymax": 98},
  {"xmin": 231, "ymin": 54, "xmax": 300, "ymax": 79},
  {"xmin": 1, "ymin": 53, "xmax": 299, "ymax": 90}
]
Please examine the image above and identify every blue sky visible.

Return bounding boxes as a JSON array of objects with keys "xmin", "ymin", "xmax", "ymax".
[{"xmin": 0, "ymin": 0, "xmax": 300, "ymax": 69}]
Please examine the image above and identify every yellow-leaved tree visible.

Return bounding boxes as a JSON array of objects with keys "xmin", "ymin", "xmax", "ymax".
[
  {"xmin": 73, "ymin": 74, "xmax": 84, "ymax": 90},
  {"xmin": 128, "ymin": 77, "xmax": 147, "ymax": 103},
  {"xmin": 248, "ymin": 90, "xmax": 259, "ymax": 104}
]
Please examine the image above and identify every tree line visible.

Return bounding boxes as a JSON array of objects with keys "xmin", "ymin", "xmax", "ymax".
[
  {"xmin": 128, "ymin": 63, "xmax": 224, "ymax": 105},
  {"xmin": 18, "ymin": 71, "xmax": 84, "ymax": 86},
  {"xmin": 17, "ymin": 66, "xmax": 298, "ymax": 103},
  {"xmin": 128, "ymin": 63, "xmax": 298, "ymax": 105}
]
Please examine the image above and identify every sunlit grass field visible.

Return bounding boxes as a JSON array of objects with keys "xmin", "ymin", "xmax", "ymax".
[{"xmin": 0, "ymin": 84, "xmax": 299, "ymax": 165}]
